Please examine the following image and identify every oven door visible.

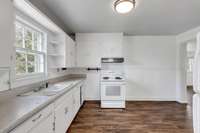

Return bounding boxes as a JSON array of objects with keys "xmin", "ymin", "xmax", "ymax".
[{"xmin": 101, "ymin": 82, "xmax": 125, "ymax": 101}]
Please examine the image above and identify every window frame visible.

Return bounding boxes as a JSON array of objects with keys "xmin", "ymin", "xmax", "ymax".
[{"xmin": 15, "ymin": 18, "xmax": 47, "ymax": 79}]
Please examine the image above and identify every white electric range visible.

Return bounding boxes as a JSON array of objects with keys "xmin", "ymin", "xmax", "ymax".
[{"xmin": 100, "ymin": 58, "xmax": 126, "ymax": 108}]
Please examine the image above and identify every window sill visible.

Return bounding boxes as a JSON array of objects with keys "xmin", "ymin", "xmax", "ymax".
[{"xmin": 15, "ymin": 72, "xmax": 46, "ymax": 81}]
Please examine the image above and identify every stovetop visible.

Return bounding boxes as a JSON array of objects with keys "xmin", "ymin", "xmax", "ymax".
[{"xmin": 101, "ymin": 71, "xmax": 125, "ymax": 82}]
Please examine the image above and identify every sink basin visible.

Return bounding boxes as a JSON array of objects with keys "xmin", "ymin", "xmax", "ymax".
[
  {"xmin": 18, "ymin": 81, "xmax": 77, "ymax": 97},
  {"xmin": 39, "ymin": 82, "xmax": 75, "ymax": 96},
  {"xmin": 40, "ymin": 86, "xmax": 65, "ymax": 96}
]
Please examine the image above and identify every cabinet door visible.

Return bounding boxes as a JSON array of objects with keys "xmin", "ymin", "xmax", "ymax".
[
  {"xmin": 65, "ymin": 35, "xmax": 76, "ymax": 68},
  {"xmin": 10, "ymin": 104, "xmax": 54, "ymax": 133},
  {"xmin": 0, "ymin": 0, "xmax": 14, "ymax": 67},
  {"xmin": 29, "ymin": 113, "xmax": 54, "ymax": 133},
  {"xmin": 69, "ymin": 38, "xmax": 76, "ymax": 67},
  {"xmin": 72, "ymin": 87, "xmax": 81, "ymax": 116},
  {"xmin": 70, "ymin": 39, "xmax": 76, "ymax": 67},
  {"xmin": 55, "ymin": 95, "xmax": 73, "ymax": 133}
]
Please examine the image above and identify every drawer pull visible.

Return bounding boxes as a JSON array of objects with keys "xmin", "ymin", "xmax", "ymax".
[{"xmin": 32, "ymin": 114, "xmax": 42, "ymax": 122}]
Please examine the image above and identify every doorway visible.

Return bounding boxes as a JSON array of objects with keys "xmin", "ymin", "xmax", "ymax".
[{"xmin": 186, "ymin": 41, "xmax": 196, "ymax": 105}]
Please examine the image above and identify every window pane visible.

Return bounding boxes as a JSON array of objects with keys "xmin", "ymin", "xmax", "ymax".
[
  {"xmin": 25, "ymin": 29, "xmax": 33, "ymax": 50},
  {"xmin": 27, "ymin": 54, "xmax": 35, "ymax": 73},
  {"xmin": 34, "ymin": 32, "xmax": 42, "ymax": 51},
  {"xmin": 15, "ymin": 24, "xmax": 23, "ymax": 48},
  {"xmin": 15, "ymin": 21, "xmax": 46, "ymax": 76},
  {"xmin": 16, "ymin": 52, "xmax": 26, "ymax": 74},
  {"xmin": 36, "ymin": 54, "xmax": 44, "ymax": 73}
]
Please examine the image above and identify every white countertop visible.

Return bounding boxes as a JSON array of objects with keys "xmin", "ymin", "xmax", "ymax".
[{"xmin": 0, "ymin": 78, "xmax": 85, "ymax": 133}]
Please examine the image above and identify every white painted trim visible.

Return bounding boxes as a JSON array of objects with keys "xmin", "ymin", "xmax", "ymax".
[
  {"xmin": 84, "ymin": 97, "xmax": 100, "ymax": 101},
  {"xmin": 176, "ymin": 99, "xmax": 188, "ymax": 104},
  {"xmin": 126, "ymin": 97, "xmax": 177, "ymax": 102},
  {"xmin": 176, "ymin": 26, "xmax": 200, "ymax": 44},
  {"xmin": 13, "ymin": 0, "xmax": 63, "ymax": 34}
]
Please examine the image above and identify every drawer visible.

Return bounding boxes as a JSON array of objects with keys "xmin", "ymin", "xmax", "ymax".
[
  {"xmin": 54, "ymin": 89, "xmax": 73, "ymax": 107},
  {"xmin": 10, "ymin": 104, "xmax": 54, "ymax": 133}
]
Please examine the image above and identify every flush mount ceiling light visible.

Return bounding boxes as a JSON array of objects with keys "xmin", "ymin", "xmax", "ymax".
[{"xmin": 114, "ymin": 0, "xmax": 135, "ymax": 14}]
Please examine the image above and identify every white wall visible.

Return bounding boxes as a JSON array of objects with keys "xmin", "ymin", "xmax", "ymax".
[
  {"xmin": 75, "ymin": 34, "xmax": 178, "ymax": 101},
  {"xmin": 75, "ymin": 33, "xmax": 124, "ymax": 100},
  {"xmin": 0, "ymin": 0, "xmax": 14, "ymax": 67},
  {"xmin": 176, "ymin": 42, "xmax": 187, "ymax": 103},
  {"xmin": 76, "ymin": 33, "xmax": 123, "ymax": 67},
  {"xmin": 123, "ymin": 36, "xmax": 177, "ymax": 101}
]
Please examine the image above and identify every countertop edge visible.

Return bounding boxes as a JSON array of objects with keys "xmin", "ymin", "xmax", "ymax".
[{"xmin": 0, "ymin": 78, "xmax": 86, "ymax": 133}]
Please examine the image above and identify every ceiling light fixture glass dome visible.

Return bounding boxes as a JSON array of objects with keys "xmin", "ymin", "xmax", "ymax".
[{"xmin": 114, "ymin": 0, "xmax": 135, "ymax": 14}]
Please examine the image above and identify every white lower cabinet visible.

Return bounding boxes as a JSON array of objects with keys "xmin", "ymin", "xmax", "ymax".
[
  {"xmin": 10, "ymin": 104, "xmax": 54, "ymax": 133},
  {"xmin": 72, "ymin": 86, "xmax": 81, "ymax": 117},
  {"xmin": 54, "ymin": 92, "xmax": 73, "ymax": 133},
  {"xmin": 54, "ymin": 86, "xmax": 81, "ymax": 133},
  {"xmin": 29, "ymin": 113, "xmax": 54, "ymax": 133},
  {"xmin": 10, "ymin": 83, "xmax": 83, "ymax": 133}
]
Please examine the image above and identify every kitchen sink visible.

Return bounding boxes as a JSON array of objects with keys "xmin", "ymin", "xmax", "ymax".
[{"xmin": 18, "ymin": 81, "xmax": 77, "ymax": 97}]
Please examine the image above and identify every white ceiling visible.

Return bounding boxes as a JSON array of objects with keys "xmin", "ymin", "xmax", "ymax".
[{"xmin": 29, "ymin": 0, "xmax": 200, "ymax": 35}]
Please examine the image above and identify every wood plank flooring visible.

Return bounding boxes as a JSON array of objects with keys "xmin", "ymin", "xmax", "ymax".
[{"xmin": 67, "ymin": 101, "xmax": 193, "ymax": 133}]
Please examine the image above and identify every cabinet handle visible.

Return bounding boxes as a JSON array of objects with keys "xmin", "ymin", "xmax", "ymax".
[
  {"xmin": 53, "ymin": 122, "xmax": 55, "ymax": 131},
  {"xmin": 65, "ymin": 107, "xmax": 68, "ymax": 114},
  {"xmin": 32, "ymin": 114, "xmax": 42, "ymax": 122}
]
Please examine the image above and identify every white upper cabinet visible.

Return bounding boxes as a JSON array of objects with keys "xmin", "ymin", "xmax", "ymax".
[
  {"xmin": 0, "ymin": 0, "xmax": 14, "ymax": 67},
  {"xmin": 76, "ymin": 33, "xmax": 123, "ymax": 68},
  {"xmin": 64, "ymin": 35, "xmax": 76, "ymax": 68}
]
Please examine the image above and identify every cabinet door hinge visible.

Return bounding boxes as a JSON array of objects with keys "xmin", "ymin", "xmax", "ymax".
[{"xmin": 53, "ymin": 122, "xmax": 55, "ymax": 131}]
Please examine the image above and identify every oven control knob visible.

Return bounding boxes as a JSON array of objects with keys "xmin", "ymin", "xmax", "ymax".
[
  {"xmin": 103, "ymin": 77, "xmax": 109, "ymax": 80},
  {"xmin": 115, "ymin": 77, "xmax": 122, "ymax": 80}
]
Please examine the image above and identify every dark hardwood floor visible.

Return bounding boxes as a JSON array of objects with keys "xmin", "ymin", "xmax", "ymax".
[{"xmin": 67, "ymin": 101, "xmax": 193, "ymax": 133}]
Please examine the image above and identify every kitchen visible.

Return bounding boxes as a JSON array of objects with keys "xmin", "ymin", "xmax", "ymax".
[{"xmin": 0, "ymin": 0, "xmax": 200, "ymax": 133}]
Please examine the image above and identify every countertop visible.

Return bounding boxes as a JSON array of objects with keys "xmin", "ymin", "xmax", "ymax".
[{"xmin": 0, "ymin": 77, "xmax": 85, "ymax": 133}]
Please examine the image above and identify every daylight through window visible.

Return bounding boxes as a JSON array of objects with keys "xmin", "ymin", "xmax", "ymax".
[{"xmin": 15, "ymin": 21, "xmax": 46, "ymax": 76}]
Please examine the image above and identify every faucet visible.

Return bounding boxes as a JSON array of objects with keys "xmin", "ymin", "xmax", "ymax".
[{"xmin": 33, "ymin": 82, "xmax": 47, "ymax": 92}]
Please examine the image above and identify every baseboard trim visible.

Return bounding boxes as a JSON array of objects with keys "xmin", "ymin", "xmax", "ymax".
[
  {"xmin": 126, "ymin": 97, "xmax": 177, "ymax": 102},
  {"xmin": 176, "ymin": 99, "xmax": 188, "ymax": 104},
  {"xmin": 84, "ymin": 98, "xmax": 187, "ymax": 104}
]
